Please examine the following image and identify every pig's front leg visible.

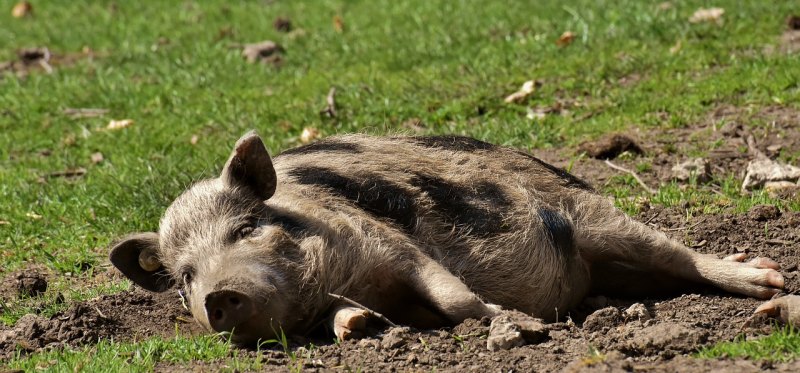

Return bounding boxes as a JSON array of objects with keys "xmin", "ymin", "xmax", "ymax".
[{"xmin": 407, "ymin": 254, "xmax": 502, "ymax": 323}]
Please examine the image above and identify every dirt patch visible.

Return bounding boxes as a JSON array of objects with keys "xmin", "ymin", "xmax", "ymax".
[
  {"xmin": 0, "ymin": 47, "xmax": 98, "ymax": 78},
  {"xmin": 0, "ymin": 288, "xmax": 203, "ymax": 360}
]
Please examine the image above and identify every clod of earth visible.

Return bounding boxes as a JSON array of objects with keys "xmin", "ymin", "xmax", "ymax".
[
  {"xmin": 578, "ymin": 134, "xmax": 643, "ymax": 159},
  {"xmin": 241, "ymin": 41, "xmax": 284, "ymax": 65},
  {"xmin": 741, "ymin": 158, "xmax": 800, "ymax": 191},
  {"xmin": 626, "ymin": 322, "xmax": 709, "ymax": 357},
  {"xmin": 623, "ymin": 303, "xmax": 651, "ymax": 322},
  {"xmin": 582, "ymin": 307, "xmax": 621, "ymax": 332},
  {"xmin": 747, "ymin": 204, "xmax": 781, "ymax": 222},
  {"xmin": 753, "ymin": 295, "xmax": 800, "ymax": 327},
  {"xmin": 788, "ymin": 15, "xmax": 800, "ymax": 30},
  {"xmin": 487, "ymin": 311, "xmax": 548, "ymax": 351},
  {"xmin": 15, "ymin": 272, "xmax": 47, "ymax": 298},
  {"xmin": 671, "ymin": 158, "xmax": 711, "ymax": 183}
]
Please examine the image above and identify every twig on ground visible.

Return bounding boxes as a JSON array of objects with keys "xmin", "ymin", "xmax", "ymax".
[
  {"xmin": 328, "ymin": 292, "xmax": 397, "ymax": 327},
  {"xmin": 745, "ymin": 133, "xmax": 768, "ymax": 160},
  {"xmin": 603, "ymin": 160, "xmax": 656, "ymax": 194},
  {"xmin": 94, "ymin": 306, "xmax": 107, "ymax": 319},
  {"xmin": 63, "ymin": 108, "xmax": 109, "ymax": 118},
  {"xmin": 320, "ymin": 87, "xmax": 337, "ymax": 118},
  {"xmin": 642, "ymin": 209, "xmax": 662, "ymax": 225}
]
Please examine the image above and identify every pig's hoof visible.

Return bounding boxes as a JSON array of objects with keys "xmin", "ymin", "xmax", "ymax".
[
  {"xmin": 332, "ymin": 306, "xmax": 370, "ymax": 341},
  {"xmin": 718, "ymin": 254, "xmax": 784, "ymax": 299}
]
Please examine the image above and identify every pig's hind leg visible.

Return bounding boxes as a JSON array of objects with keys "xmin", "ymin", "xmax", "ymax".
[{"xmin": 574, "ymin": 196, "xmax": 784, "ymax": 299}]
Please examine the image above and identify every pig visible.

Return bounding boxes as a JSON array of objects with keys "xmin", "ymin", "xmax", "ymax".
[{"xmin": 109, "ymin": 131, "xmax": 785, "ymax": 344}]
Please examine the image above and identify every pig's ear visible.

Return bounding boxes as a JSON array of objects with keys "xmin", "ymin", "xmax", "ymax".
[
  {"xmin": 221, "ymin": 131, "xmax": 277, "ymax": 200},
  {"xmin": 109, "ymin": 232, "xmax": 174, "ymax": 292}
]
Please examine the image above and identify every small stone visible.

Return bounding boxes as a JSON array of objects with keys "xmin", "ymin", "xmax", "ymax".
[
  {"xmin": 381, "ymin": 327, "xmax": 410, "ymax": 350},
  {"xmin": 624, "ymin": 303, "xmax": 652, "ymax": 321},
  {"xmin": 583, "ymin": 307, "xmax": 621, "ymax": 332},
  {"xmin": 671, "ymin": 158, "xmax": 711, "ymax": 183},
  {"xmin": 487, "ymin": 311, "xmax": 548, "ymax": 351},
  {"xmin": 742, "ymin": 159, "xmax": 800, "ymax": 191}
]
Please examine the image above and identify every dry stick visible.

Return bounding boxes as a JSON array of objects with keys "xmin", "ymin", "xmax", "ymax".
[
  {"xmin": 328, "ymin": 292, "xmax": 397, "ymax": 327},
  {"xmin": 603, "ymin": 159, "xmax": 657, "ymax": 195},
  {"xmin": 642, "ymin": 208, "xmax": 662, "ymax": 225},
  {"xmin": 321, "ymin": 87, "xmax": 337, "ymax": 118}
]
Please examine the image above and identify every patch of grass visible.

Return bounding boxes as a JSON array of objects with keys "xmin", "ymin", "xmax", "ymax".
[
  {"xmin": 3, "ymin": 334, "xmax": 263, "ymax": 372},
  {"xmin": 696, "ymin": 326, "xmax": 800, "ymax": 362}
]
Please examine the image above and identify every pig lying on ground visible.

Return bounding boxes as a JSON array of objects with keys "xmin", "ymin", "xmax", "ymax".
[{"xmin": 110, "ymin": 131, "xmax": 785, "ymax": 344}]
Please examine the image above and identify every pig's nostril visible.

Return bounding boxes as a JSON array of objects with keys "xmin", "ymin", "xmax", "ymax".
[
  {"xmin": 229, "ymin": 297, "xmax": 240, "ymax": 306},
  {"xmin": 214, "ymin": 308, "xmax": 224, "ymax": 321}
]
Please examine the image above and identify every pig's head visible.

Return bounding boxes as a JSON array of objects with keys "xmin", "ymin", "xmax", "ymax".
[{"xmin": 110, "ymin": 131, "xmax": 304, "ymax": 344}]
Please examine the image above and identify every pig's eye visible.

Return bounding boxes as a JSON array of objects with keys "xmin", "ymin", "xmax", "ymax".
[
  {"xmin": 236, "ymin": 225, "xmax": 255, "ymax": 240},
  {"xmin": 181, "ymin": 269, "xmax": 194, "ymax": 286}
]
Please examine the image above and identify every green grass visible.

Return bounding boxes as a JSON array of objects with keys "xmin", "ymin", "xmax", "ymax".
[
  {"xmin": 2, "ymin": 0, "xmax": 800, "ymax": 369},
  {"xmin": 3, "ymin": 334, "xmax": 264, "ymax": 372},
  {"xmin": 696, "ymin": 326, "xmax": 800, "ymax": 362}
]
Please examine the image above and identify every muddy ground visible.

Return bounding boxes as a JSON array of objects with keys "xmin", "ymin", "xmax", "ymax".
[{"xmin": 1, "ymin": 105, "xmax": 800, "ymax": 372}]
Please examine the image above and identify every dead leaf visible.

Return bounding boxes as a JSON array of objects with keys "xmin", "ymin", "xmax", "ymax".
[
  {"xmin": 788, "ymin": 15, "xmax": 800, "ymax": 31},
  {"xmin": 190, "ymin": 135, "xmax": 199, "ymax": 145},
  {"xmin": 669, "ymin": 40, "xmax": 682, "ymax": 54},
  {"xmin": 107, "ymin": 119, "xmax": 134, "ymax": 130},
  {"xmin": 689, "ymin": 7, "xmax": 724, "ymax": 24},
  {"xmin": 300, "ymin": 127, "xmax": 320, "ymax": 144},
  {"xmin": 274, "ymin": 17, "xmax": 292, "ymax": 32},
  {"xmin": 556, "ymin": 31, "xmax": 575, "ymax": 47},
  {"xmin": 320, "ymin": 87, "xmax": 337, "ymax": 118},
  {"xmin": 241, "ymin": 41, "xmax": 284, "ymax": 65},
  {"xmin": 90, "ymin": 152, "xmax": 104, "ymax": 164},
  {"xmin": 742, "ymin": 158, "xmax": 800, "ymax": 191},
  {"xmin": 26, "ymin": 212, "xmax": 42, "ymax": 220},
  {"xmin": 657, "ymin": 2, "xmax": 673, "ymax": 11},
  {"xmin": 526, "ymin": 107, "xmax": 547, "ymax": 120},
  {"xmin": 11, "ymin": 1, "xmax": 32, "ymax": 18},
  {"xmin": 333, "ymin": 15, "xmax": 345, "ymax": 33},
  {"xmin": 504, "ymin": 80, "xmax": 540, "ymax": 104}
]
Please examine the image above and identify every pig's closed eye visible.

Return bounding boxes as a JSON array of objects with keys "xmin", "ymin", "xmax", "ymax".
[
  {"xmin": 181, "ymin": 268, "xmax": 195, "ymax": 286},
  {"xmin": 236, "ymin": 225, "xmax": 255, "ymax": 240}
]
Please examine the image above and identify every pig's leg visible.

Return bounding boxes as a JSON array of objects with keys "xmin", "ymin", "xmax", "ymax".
[
  {"xmin": 405, "ymin": 254, "xmax": 502, "ymax": 323},
  {"xmin": 575, "ymin": 197, "xmax": 784, "ymax": 299},
  {"xmin": 330, "ymin": 305, "xmax": 369, "ymax": 341}
]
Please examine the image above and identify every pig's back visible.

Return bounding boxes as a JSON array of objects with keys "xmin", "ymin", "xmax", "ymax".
[{"xmin": 271, "ymin": 135, "xmax": 593, "ymax": 316}]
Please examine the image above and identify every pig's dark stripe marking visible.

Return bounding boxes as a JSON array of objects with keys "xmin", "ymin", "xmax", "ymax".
[
  {"xmin": 268, "ymin": 214, "xmax": 309, "ymax": 237},
  {"xmin": 410, "ymin": 174, "xmax": 511, "ymax": 237},
  {"xmin": 537, "ymin": 208, "xmax": 575, "ymax": 255},
  {"xmin": 513, "ymin": 151, "xmax": 593, "ymax": 191},
  {"xmin": 410, "ymin": 136, "xmax": 496, "ymax": 152},
  {"xmin": 278, "ymin": 139, "xmax": 362, "ymax": 156},
  {"xmin": 288, "ymin": 167, "xmax": 418, "ymax": 232}
]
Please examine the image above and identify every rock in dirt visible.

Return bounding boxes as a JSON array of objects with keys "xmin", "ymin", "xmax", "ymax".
[
  {"xmin": 747, "ymin": 204, "xmax": 781, "ymax": 221},
  {"xmin": 381, "ymin": 327, "xmax": 411, "ymax": 350},
  {"xmin": 16, "ymin": 272, "xmax": 47, "ymax": 297},
  {"xmin": 487, "ymin": 310, "xmax": 548, "ymax": 351},
  {"xmin": 626, "ymin": 322, "xmax": 708, "ymax": 357},
  {"xmin": 582, "ymin": 307, "xmax": 621, "ymax": 332},
  {"xmin": 742, "ymin": 158, "xmax": 800, "ymax": 191},
  {"xmin": 623, "ymin": 303, "xmax": 651, "ymax": 322},
  {"xmin": 578, "ymin": 134, "xmax": 643, "ymax": 160},
  {"xmin": 671, "ymin": 158, "xmax": 711, "ymax": 183},
  {"xmin": 242, "ymin": 41, "xmax": 284, "ymax": 65}
]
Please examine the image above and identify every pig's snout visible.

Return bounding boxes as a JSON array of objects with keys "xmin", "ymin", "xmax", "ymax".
[{"xmin": 205, "ymin": 289, "xmax": 255, "ymax": 333}]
